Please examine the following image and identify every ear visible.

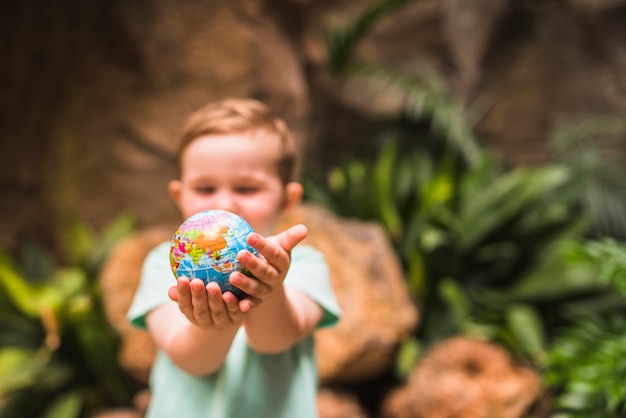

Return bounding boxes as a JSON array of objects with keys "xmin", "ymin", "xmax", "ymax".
[
  {"xmin": 168, "ymin": 180, "xmax": 183, "ymax": 210},
  {"xmin": 283, "ymin": 182, "xmax": 303, "ymax": 210}
]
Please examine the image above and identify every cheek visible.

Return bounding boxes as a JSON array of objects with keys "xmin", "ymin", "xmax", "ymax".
[
  {"xmin": 179, "ymin": 193, "xmax": 210, "ymax": 218},
  {"xmin": 241, "ymin": 201, "xmax": 282, "ymax": 233}
]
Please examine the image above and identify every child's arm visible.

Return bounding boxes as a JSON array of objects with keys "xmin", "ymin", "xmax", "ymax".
[
  {"xmin": 231, "ymin": 224, "xmax": 325, "ymax": 353},
  {"xmin": 145, "ymin": 278, "xmax": 248, "ymax": 376}
]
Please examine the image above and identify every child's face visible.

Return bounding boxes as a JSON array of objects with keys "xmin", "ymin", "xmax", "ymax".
[{"xmin": 168, "ymin": 130, "xmax": 302, "ymax": 236}]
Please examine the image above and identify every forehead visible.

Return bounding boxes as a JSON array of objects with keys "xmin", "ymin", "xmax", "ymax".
[
  {"xmin": 181, "ymin": 129, "xmax": 282, "ymax": 173},
  {"xmin": 187, "ymin": 128, "xmax": 281, "ymax": 154}
]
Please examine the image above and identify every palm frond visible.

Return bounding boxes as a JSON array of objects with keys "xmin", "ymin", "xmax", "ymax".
[
  {"xmin": 551, "ymin": 116, "xmax": 626, "ymax": 239},
  {"xmin": 325, "ymin": 0, "xmax": 419, "ymax": 73}
]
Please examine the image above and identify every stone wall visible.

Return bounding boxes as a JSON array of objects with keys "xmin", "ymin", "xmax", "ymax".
[{"xmin": 1, "ymin": 0, "xmax": 625, "ymax": 254}]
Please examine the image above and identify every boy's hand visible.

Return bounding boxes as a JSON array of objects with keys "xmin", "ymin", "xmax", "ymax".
[
  {"xmin": 167, "ymin": 224, "xmax": 307, "ymax": 327},
  {"xmin": 168, "ymin": 277, "xmax": 253, "ymax": 330},
  {"xmin": 228, "ymin": 224, "xmax": 308, "ymax": 303}
]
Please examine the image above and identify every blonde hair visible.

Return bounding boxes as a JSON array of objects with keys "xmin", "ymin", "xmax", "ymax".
[{"xmin": 177, "ymin": 98, "xmax": 299, "ymax": 184}]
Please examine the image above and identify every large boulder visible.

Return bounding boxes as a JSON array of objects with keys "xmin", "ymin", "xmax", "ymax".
[
  {"xmin": 381, "ymin": 336, "xmax": 542, "ymax": 418},
  {"xmin": 317, "ymin": 388, "xmax": 369, "ymax": 418}
]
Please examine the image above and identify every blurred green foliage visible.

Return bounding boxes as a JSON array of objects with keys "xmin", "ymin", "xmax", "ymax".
[
  {"xmin": 304, "ymin": 134, "xmax": 609, "ymax": 362},
  {"xmin": 546, "ymin": 313, "xmax": 626, "ymax": 418},
  {"xmin": 0, "ymin": 215, "xmax": 137, "ymax": 418},
  {"xmin": 316, "ymin": 0, "xmax": 626, "ymax": 416},
  {"xmin": 551, "ymin": 116, "xmax": 626, "ymax": 241},
  {"xmin": 543, "ymin": 239, "xmax": 626, "ymax": 418}
]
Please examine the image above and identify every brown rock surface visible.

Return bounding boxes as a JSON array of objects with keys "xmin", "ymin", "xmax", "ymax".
[
  {"xmin": 381, "ymin": 336, "xmax": 542, "ymax": 418},
  {"xmin": 88, "ymin": 410, "xmax": 142, "ymax": 418},
  {"xmin": 317, "ymin": 388, "xmax": 369, "ymax": 418},
  {"xmin": 3, "ymin": 0, "xmax": 626, "ymax": 253}
]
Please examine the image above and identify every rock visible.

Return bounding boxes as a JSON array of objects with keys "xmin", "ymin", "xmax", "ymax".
[
  {"xmin": 132, "ymin": 389, "xmax": 152, "ymax": 417},
  {"xmin": 277, "ymin": 204, "xmax": 419, "ymax": 383},
  {"xmin": 88, "ymin": 409, "xmax": 142, "ymax": 418},
  {"xmin": 317, "ymin": 388, "xmax": 369, "ymax": 418},
  {"xmin": 381, "ymin": 336, "xmax": 542, "ymax": 418}
]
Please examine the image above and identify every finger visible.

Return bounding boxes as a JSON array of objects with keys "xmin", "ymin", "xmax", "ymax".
[
  {"xmin": 190, "ymin": 279, "xmax": 212, "ymax": 325},
  {"xmin": 206, "ymin": 282, "xmax": 229, "ymax": 326},
  {"xmin": 168, "ymin": 285, "xmax": 178, "ymax": 302},
  {"xmin": 222, "ymin": 291, "xmax": 243, "ymax": 321},
  {"xmin": 249, "ymin": 224, "xmax": 308, "ymax": 255},
  {"xmin": 230, "ymin": 270, "xmax": 268, "ymax": 298},
  {"xmin": 176, "ymin": 277, "xmax": 194, "ymax": 316},
  {"xmin": 235, "ymin": 250, "xmax": 273, "ymax": 285},
  {"xmin": 275, "ymin": 224, "xmax": 308, "ymax": 253},
  {"xmin": 238, "ymin": 296, "xmax": 258, "ymax": 313},
  {"xmin": 246, "ymin": 233, "xmax": 290, "ymax": 275}
]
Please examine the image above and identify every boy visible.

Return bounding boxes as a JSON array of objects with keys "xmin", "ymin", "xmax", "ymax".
[{"xmin": 127, "ymin": 98, "xmax": 341, "ymax": 418}]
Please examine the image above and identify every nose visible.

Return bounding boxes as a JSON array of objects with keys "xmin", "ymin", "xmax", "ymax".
[{"xmin": 213, "ymin": 190, "xmax": 237, "ymax": 213}]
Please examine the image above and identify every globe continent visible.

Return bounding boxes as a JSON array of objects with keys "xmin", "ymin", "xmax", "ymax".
[{"xmin": 169, "ymin": 210, "xmax": 258, "ymax": 298}]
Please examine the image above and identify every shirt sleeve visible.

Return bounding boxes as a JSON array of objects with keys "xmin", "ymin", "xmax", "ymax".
[
  {"xmin": 284, "ymin": 245, "xmax": 341, "ymax": 328},
  {"xmin": 127, "ymin": 241, "xmax": 173, "ymax": 329}
]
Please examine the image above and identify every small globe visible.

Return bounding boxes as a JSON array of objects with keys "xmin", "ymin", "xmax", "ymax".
[{"xmin": 169, "ymin": 210, "xmax": 258, "ymax": 298}]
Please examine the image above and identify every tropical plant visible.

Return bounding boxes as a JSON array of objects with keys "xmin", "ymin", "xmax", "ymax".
[
  {"xmin": 0, "ymin": 215, "xmax": 137, "ymax": 418},
  {"xmin": 304, "ymin": 135, "xmax": 594, "ymax": 364},
  {"xmin": 325, "ymin": 0, "xmax": 626, "ymax": 242},
  {"xmin": 544, "ymin": 238, "xmax": 626, "ymax": 418},
  {"xmin": 545, "ymin": 313, "xmax": 626, "ymax": 418},
  {"xmin": 313, "ymin": 0, "xmax": 626, "ymax": 377},
  {"xmin": 551, "ymin": 116, "xmax": 626, "ymax": 240},
  {"xmin": 325, "ymin": 0, "xmax": 483, "ymax": 178},
  {"xmin": 543, "ymin": 238, "xmax": 626, "ymax": 418}
]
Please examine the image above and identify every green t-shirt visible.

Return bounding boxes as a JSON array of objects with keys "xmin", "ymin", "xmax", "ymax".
[{"xmin": 127, "ymin": 242, "xmax": 340, "ymax": 418}]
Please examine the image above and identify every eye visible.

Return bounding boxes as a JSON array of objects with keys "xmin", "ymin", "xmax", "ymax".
[
  {"xmin": 235, "ymin": 186, "xmax": 259, "ymax": 195},
  {"xmin": 194, "ymin": 186, "xmax": 215, "ymax": 195}
]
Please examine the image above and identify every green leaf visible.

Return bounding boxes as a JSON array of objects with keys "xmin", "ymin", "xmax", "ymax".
[
  {"xmin": 374, "ymin": 140, "xmax": 403, "ymax": 239},
  {"xmin": 41, "ymin": 389, "xmax": 84, "ymax": 418},
  {"xmin": 395, "ymin": 336, "xmax": 421, "ymax": 378},
  {"xmin": 509, "ymin": 240, "xmax": 608, "ymax": 300},
  {"xmin": 68, "ymin": 213, "xmax": 135, "ymax": 271},
  {"xmin": 87, "ymin": 219, "xmax": 133, "ymax": 271},
  {"xmin": 19, "ymin": 239, "xmax": 56, "ymax": 281},
  {"xmin": 438, "ymin": 278, "xmax": 469, "ymax": 325},
  {"xmin": 557, "ymin": 391, "xmax": 592, "ymax": 410},
  {"xmin": 420, "ymin": 162, "xmax": 454, "ymax": 209},
  {"xmin": 0, "ymin": 259, "xmax": 41, "ymax": 317},
  {"xmin": 0, "ymin": 348, "xmax": 39, "ymax": 394},
  {"xmin": 66, "ymin": 219, "xmax": 96, "ymax": 267},
  {"xmin": 325, "ymin": 0, "xmax": 417, "ymax": 73},
  {"xmin": 405, "ymin": 249, "xmax": 425, "ymax": 297},
  {"xmin": 459, "ymin": 167, "xmax": 571, "ymax": 249},
  {"xmin": 505, "ymin": 304, "xmax": 546, "ymax": 363}
]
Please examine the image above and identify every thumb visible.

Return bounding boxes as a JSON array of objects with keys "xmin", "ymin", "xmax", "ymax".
[{"xmin": 276, "ymin": 224, "xmax": 308, "ymax": 253}]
